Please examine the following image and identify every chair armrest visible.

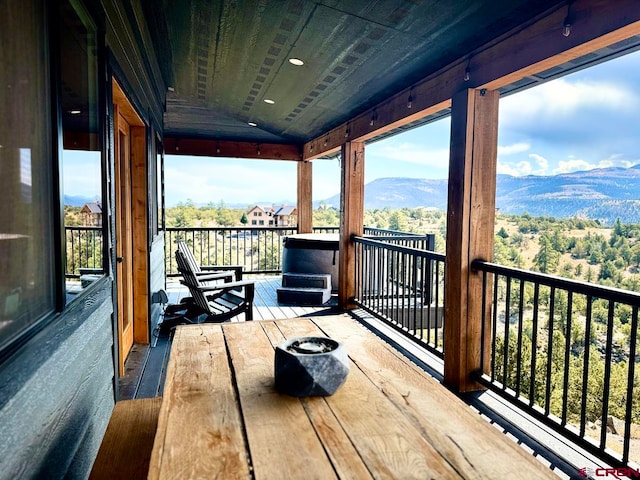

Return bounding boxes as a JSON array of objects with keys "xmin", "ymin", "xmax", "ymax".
[
  {"xmin": 201, "ymin": 265, "xmax": 244, "ymax": 280},
  {"xmin": 180, "ymin": 279, "xmax": 254, "ymax": 291},
  {"xmin": 194, "ymin": 272, "xmax": 235, "ymax": 282}
]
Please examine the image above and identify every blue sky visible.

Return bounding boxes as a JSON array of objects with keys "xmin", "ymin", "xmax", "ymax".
[{"xmin": 64, "ymin": 49, "xmax": 640, "ymax": 207}]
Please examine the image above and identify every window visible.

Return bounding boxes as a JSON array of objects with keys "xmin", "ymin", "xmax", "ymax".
[
  {"xmin": 251, "ymin": 220, "xmax": 257, "ymax": 225},
  {"xmin": 59, "ymin": 0, "xmax": 103, "ymax": 299},
  {"xmin": 149, "ymin": 135, "xmax": 164, "ymax": 240},
  {"xmin": 0, "ymin": 0, "xmax": 55, "ymax": 352}
]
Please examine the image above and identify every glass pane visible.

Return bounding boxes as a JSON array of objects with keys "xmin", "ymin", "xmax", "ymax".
[
  {"xmin": 60, "ymin": 0, "xmax": 103, "ymax": 300},
  {"xmin": 0, "ymin": 0, "xmax": 55, "ymax": 351}
]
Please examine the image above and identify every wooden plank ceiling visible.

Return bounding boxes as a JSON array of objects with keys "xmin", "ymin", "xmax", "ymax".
[{"xmin": 144, "ymin": 0, "xmax": 569, "ymax": 150}]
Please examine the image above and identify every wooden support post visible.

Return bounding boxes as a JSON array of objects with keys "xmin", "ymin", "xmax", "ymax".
[
  {"xmin": 338, "ymin": 141, "xmax": 365, "ymax": 309},
  {"xmin": 444, "ymin": 89, "xmax": 499, "ymax": 392},
  {"xmin": 297, "ymin": 161, "xmax": 313, "ymax": 234}
]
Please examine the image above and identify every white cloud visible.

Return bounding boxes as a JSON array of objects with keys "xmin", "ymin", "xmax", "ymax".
[
  {"xmin": 497, "ymin": 142, "xmax": 530, "ymax": 156},
  {"xmin": 501, "ymin": 78, "xmax": 637, "ymax": 122},
  {"xmin": 529, "ymin": 153, "xmax": 549, "ymax": 173},
  {"xmin": 552, "ymin": 155, "xmax": 640, "ymax": 174},
  {"xmin": 497, "ymin": 152, "xmax": 549, "ymax": 177},
  {"xmin": 497, "ymin": 160, "xmax": 533, "ymax": 176},
  {"xmin": 552, "ymin": 159, "xmax": 595, "ymax": 174},
  {"xmin": 372, "ymin": 142, "xmax": 450, "ymax": 168}
]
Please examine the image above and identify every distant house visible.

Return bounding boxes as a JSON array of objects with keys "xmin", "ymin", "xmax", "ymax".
[
  {"xmin": 274, "ymin": 205, "xmax": 297, "ymax": 227},
  {"xmin": 80, "ymin": 201, "xmax": 102, "ymax": 227},
  {"xmin": 246, "ymin": 204, "xmax": 297, "ymax": 227},
  {"xmin": 247, "ymin": 205, "xmax": 275, "ymax": 226}
]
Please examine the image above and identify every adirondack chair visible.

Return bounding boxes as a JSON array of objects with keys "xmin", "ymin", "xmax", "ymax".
[
  {"xmin": 173, "ymin": 249, "xmax": 254, "ymax": 323},
  {"xmin": 177, "ymin": 240, "xmax": 243, "ymax": 282}
]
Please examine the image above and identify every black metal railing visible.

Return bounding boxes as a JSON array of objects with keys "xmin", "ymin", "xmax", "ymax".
[
  {"xmin": 353, "ymin": 234, "xmax": 445, "ymax": 357},
  {"xmin": 165, "ymin": 227, "xmax": 298, "ymax": 275},
  {"xmin": 164, "ymin": 225, "xmax": 431, "ymax": 276},
  {"xmin": 472, "ymin": 259, "xmax": 640, "ymax": 467},
  {"xmin": 65, "ymin": 226, "xmax": 103, "ymax": 278}
]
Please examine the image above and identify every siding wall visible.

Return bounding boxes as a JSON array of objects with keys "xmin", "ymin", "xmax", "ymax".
[{"xmin": 0, "ymin": 280, "xmax": 114, "ymax": 480}]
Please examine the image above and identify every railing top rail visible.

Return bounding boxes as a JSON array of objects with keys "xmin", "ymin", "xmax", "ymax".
[
  {"xmin": 364, "ymin": 226, "xmax": 424, "ymax": 237},
  {"xmin": 353, "ymin": 235, "xmax": 445, "ymax": 261},
  {"xmin": 364, "ymin": 234, "xmax": 433, "ymax": 241},
  {"xmin": 65, "ymin": 225, "xmax": 103, "ymax": 231},
  {"xmin": 472, "ymin": 259, "xmax": 640, "ymax": 306},
  {"xmin": 166, "ymin": 226, "xmax": 296, "ymax": 232}
]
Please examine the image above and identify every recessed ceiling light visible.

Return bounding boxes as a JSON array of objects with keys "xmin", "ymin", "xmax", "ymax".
[
  {"xmin": 248, "ymin": 122, "xmax": 257, "ymax": 127},
  {"xmin": 264, "ymin": 99, "xmax": 275, "ymax": 104},
  {"xmin": 289, "ymin": 58, "xmax": 304, "ymax": 66},
  {"xmin": 69, "ymin": 110, "xmax": 82, "ymax": 115}
]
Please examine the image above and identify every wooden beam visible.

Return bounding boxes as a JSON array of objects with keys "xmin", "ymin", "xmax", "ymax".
[
  {"xmin": 303, "ymin": 0, "xmax": 640, "ymax": 159},
  {"xmin": 297, "ymin": 161, "xmax": 313, "ymax": 234},
  {"xmin": 444, "ymin": 89, "xmax": 499, "ymax": 392},
  {"xmin": 338, "ymin": 141, "xmax": 365, "ymax": 309},
  {"xmin": 164, "ymin": 137, "xmax": 302, "ymax": 161}
]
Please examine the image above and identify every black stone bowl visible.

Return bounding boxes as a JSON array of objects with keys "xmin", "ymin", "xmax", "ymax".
[{"xmin": 274, "ymin": 336, "xmax": 349, "ymax": 397}]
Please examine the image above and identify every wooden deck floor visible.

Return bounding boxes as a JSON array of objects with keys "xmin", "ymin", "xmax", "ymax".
[
  {"xmin": 165, "ymin": 274, "xmax": 339, "ymax": 321},
  {"xmin": 119, "ymin": 274, "xmax": 339, "ymax": 399}
]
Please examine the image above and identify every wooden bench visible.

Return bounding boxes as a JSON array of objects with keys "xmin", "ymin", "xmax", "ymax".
[{"xmin": 89, "ymin": 397, "xmax": 161, "ymax": 480}]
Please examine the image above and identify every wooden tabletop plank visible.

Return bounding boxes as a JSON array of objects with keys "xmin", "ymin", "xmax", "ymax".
[
  {"xmin": 274, "ymin": 318, "xmax": 460, "ymax": 479},
  {"xmin": 260, "ymin": 320, "xmax": 375, "ymax": 480},
  {"xmin": 151, "ymin": 315, "xmax": 556, "ymax": 479},
  {"xmin": 222, "ymin": 321, "xmax": 338, "ymax": 480},
  {"xmin": 148, "ymin": 325, "xmax": 251, "ymax": 480},
  {"xmin": 312, "ymin": 315, "xmax": 557, "ymax": 479}
]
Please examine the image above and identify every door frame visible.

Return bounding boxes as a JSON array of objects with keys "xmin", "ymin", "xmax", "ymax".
[{"xmin": 112, "ymin": 78, "xmax": 149, "ymax": 376}]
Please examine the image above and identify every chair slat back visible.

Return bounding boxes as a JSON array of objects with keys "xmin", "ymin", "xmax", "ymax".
[
  {"xmin": 175, "ymin": 250, "xmax": 211, "ymax": 315},
  {"xmin": 177, "ymin": 240, "xmax": 202, "ymax": 274}
]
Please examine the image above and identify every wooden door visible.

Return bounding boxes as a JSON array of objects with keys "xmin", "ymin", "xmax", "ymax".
[{"xmin": 114, "ymin": 106, "xmax": 134, "ymax": 375}]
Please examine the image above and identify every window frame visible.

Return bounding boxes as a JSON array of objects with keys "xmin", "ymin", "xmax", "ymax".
[{"xmin": 0, "ymin": 0, "xmax": 107, "ymax": 364}]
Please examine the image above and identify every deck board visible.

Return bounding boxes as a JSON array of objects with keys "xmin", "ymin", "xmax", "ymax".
[{"xmin": 167, "ymin": 274, "xmax": 336, "ymax": 321}]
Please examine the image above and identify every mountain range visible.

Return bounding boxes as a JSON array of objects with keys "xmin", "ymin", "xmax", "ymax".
[{"xmin": 319, "ymin": 165, "xmax": 640, "ymax": 226}]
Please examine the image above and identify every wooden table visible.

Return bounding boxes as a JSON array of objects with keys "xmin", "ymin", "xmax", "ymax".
[{"xmin": 148, "ymin": 315, "xmax": 556, "ymax": 479}]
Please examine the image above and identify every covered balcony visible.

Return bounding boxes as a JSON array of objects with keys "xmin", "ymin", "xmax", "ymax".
[{"xmin": 2, "ymin": 0, "xmax": 640, "ymax": 478}]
